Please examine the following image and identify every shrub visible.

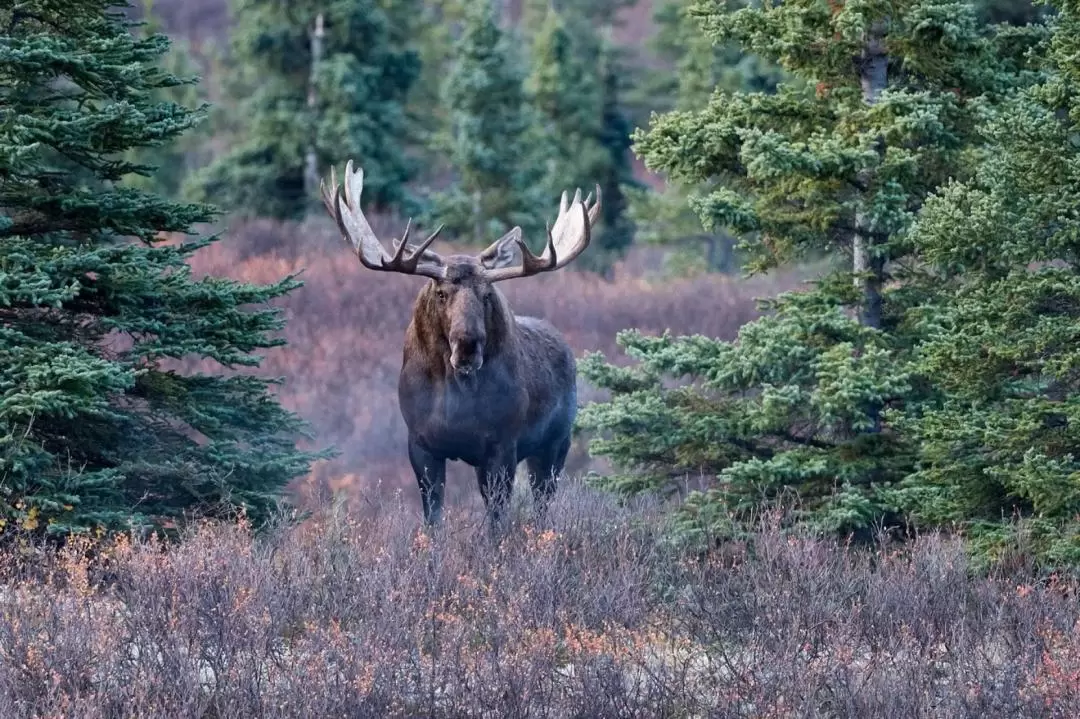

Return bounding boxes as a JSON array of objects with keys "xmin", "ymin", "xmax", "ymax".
[{"xmin": 2, "ymin": 482, "xmax": 1079, "ymax": 717}]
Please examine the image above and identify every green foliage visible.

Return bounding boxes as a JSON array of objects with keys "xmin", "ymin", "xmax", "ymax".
[
  {"xmin": 405, "ymin": 0, "xmax": 470, "ymax": 168},
  {"xmin": 580, "ymin": 282, "xmax": 913, "ymax": 536},
  {"xmin": 588, "ymin": 40, "xmax": 639, "ymax": 273},
  {"xmin": 429, "ymin": 0, "xmax": 549, "ymax": 244},
  {"xmin": 580, "ymin": 0, "xmax": 1025, "ymax": 543},
  {"xmin": 521, "ymin": 0, "xmax": 638, "ymax": 29},
  {"xmin": 626, "ymin": 182, "xmax": 740, "ymax": 276},
  {"xmin": 187, "ymin": 0, "xmax": 421, "ymax": 220},
  {"xmin": 527, "ymin": 6, "xmax": 638, "ymax": 272},
  {"xmin": 624, "ymin": 0, "xmax": 784, "ymax": 277},
  {"xmin": 527, "ymin": 6, "xmax": 606, "ymax": 194},
  {"xmin": 0, "ymin": 0, "xmax": 322, "ymax": 538},
  {"xmin": 632, "ymin": 0, "xmax": 783, "ymax": 118},
  {"xmin": 890, "ymin": 0, "xmax": 1080, "ymax": 567},
  {"xmin": 975, "ymin": 0, "xmax": 1044, "ymax": 25},
  {"xmin": 123, "ymin": 0, "xmax": 210, "ymax": 201}
]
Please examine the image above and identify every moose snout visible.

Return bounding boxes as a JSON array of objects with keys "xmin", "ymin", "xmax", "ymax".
[{"xmin": 449, "ymin": 336, "xmax": 484, "ymax": 375}]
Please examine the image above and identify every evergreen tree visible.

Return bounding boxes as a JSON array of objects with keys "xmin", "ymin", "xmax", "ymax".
[
  {"xmin": 124, "ymin": 0, "xmax": 209, "ymax": 201},
  {"xmin": 631, "ymin": 0, "xmax": 781, "ymax": 119},
  {"xmin": 520, "ymin": 0, "xmax": 638, "ymax": 30},
  {"xmin": 0, "ymin": 0, "xmax": 320, "ymax": 538},
  {"xmin": 527, "ymin": 6, "xmax": 637, "ymax": 272},
  {"xmin": 893, "ymin": 0, "xmax": 1077, "ymax": 568},
  {"xmin": 430, "ymin": 0, "xmax": 548, "ymax": 244},
  {"xmin": 624, "ymin": 0, "xmax": 783, "ymax": 277},
  {"xmin": 406, "ymin": 0, "xmax": 469, "ymax": 173},
  {"xmin": 588, "ymin": 37, "xmax": 639, "ymax": 274},
  {"xmin": 975, "ymin": 0, "xmax": 1043, "ymax": 25},
  {"xmin": 187, "ymin": 0, "xmax": 421, "ymax": 220},
  {"xmin": 577, "ymin": 0, "xmax": 1027, "ymax": 543}
]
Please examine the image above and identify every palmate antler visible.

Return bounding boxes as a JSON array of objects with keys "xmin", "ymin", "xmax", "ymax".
[
  {"xmin": 319, "ymin": 160, "xmax": 446, "ymax": 279},
  {"xmin": 478, "ymin": 186, "xmax": 602, "ymax": 282},
  {"xmin": 320, "ymin": 160, "xmax": 601, "ymax": 281}
]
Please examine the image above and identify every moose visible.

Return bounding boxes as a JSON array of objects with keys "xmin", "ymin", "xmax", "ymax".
[{"xmin": 320, "ymin": 161, "xmax": 600, "ymax": 527}]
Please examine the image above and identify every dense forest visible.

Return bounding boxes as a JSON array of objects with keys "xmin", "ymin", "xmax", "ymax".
[{"xmin": 2, "ymin": 0, "xmax": 1079, "ymax": 571}]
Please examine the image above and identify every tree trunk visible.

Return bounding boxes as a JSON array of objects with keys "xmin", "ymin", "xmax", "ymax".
[
  {"xmin": 304, "ymin": 12, "xmax": 325, "ymax": 211},
  {"xmin": 853, "ymin": 21, "xmax": 887, "ymax": 329},
  {"xmin": 854, "ymin": 21, "xmax": 889, "ymax": 437},
  {"xmin": 473, "ymin": 189, "xmax": 483, "ymax": 244}
]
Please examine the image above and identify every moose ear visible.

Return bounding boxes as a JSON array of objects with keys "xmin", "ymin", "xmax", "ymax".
[{"xmin": 478, "ymin": 227, "xmax": 522, "ymax": 270}]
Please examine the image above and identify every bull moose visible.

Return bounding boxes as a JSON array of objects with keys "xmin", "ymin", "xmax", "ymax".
[{"xmin": 320, "ymin": 161, "xmax": 600, "ymax": 527}]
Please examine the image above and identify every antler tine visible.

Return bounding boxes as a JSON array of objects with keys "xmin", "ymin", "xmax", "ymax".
[
  {"xmin": 343, "ymin": 159, "xmax": 361, "ymax": 212},
  {"xmin": 319, "ymin": 160, "xmax": 445, "ymax": 279},
  {"xmin": 544, "ymin": 185, "xmax": 597, "ymax": 270},
  {"xmin": 417, "ymin": 224, "xmax": 444, "ymax": 255},
  {"xmin": 388, "ymin": 217, "xmax": 413, "ymax": 265},
  {"xmin": 384, "ymin": 222, "xmax": 446, "ymax": 273},
  {"xmin": 319, "ymin": 165, "xmax": 337, "ymax": 219},
  {"xmin": 586, "ymin": 183, "xmax": 602, "ymax": 225}
]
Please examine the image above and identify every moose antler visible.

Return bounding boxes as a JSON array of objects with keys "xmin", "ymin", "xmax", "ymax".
[
  {"xmin": 479, "ymin": 185, "xmax": 602, "ymax": 283},
  {"xmin": 320, "ymin": 160, "xmax": 446, "ymax": 279}
]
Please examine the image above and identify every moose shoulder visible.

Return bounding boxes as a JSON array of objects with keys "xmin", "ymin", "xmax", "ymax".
[{"xmin": 320, "ymin": 161, "xmax": 600, "ymax": 527}]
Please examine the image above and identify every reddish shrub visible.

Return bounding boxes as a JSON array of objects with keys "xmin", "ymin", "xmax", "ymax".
[{"xmin": 2, "ymin": 489, "xmax": 1078, "ymax": 717}]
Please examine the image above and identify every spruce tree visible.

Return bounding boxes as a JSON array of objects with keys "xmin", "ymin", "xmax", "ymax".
[
  {"xmin": 430, "ymin": 0, "xmax": 548, "ymax": 244},
  {"xmin": 527, "ymin": 6, "xmax": 637, "ymax": 272},
  {"xmin": 187, "ymin": 0, "xmax": 421, "ymax": 220},
  {"xmin": 893, "ymin": 0, "xmax": 1078, "ymax": 567},
  {"xmin": 589, "ymin": 37, "xmax": 639, "ymax": 274},
  {"xmin": 624, "ymin": 0, "xmax": 782, "ymax": 276},
  {"xmin": 124, "ymin": 0, "xmax": 209, "ymax": 201},
  {"xmin": 406, "ymin": 0, "xmax": 469, "ymax": 171},
  {"xmin": 577, "ymin": 0, "xmax": 1024, "ymax": 541},
  {"xmin": 528, "ymin": 5, "xmax": 605, "ymax": 193},
  {"xmin": 0, "ymin": 0, "xmax": 320, "ymax": 538},
  {"xmin": 520, "ymin": 0, "xmax": 638, "ymax": 31}
]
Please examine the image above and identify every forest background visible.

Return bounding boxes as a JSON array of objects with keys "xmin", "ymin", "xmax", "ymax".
[
  {"xmin": 8, "ymin": 0, "xmax": 1080, "ymax": 572},
  {"xmin": 135, "ymin": 0, "xmax": 799, "ymax": 507}
]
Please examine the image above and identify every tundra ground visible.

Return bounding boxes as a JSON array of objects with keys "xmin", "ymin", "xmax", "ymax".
[{"xmin": 2, "ymin": 480, "xmax": 1078, "ymax": 718}]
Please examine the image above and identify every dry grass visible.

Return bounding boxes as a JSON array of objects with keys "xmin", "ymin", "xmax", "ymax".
[
  {"xmin": 174, "ymin": 215, "xmax": 806, "ymax": 512},
  {"xmin": 2, "ymin": 482, "xmax": 1078, "ymax": 718}
]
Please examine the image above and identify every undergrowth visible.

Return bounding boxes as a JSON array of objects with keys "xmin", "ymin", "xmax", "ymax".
[{"xmin": 1, "ymin": 480, "xmax": 1078, "ymax": 717}]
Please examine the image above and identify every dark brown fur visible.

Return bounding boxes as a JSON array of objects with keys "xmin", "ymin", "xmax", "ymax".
[{"xmin": 397, "ymin": 256, "xmax": 577, "ymax": 526}]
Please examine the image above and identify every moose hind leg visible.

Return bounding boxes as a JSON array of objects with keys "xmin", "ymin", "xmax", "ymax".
[
  {"xmin": 408, "ymin": 437, "xmax": 446, "ymax": 525},
  {"xmin": 526, "ymin": 434, "xmax": 570, "ymax": 516}
]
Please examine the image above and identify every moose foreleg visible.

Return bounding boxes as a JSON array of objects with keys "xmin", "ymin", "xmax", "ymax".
[
  {"xmin": 408, "ymin": 437, "xmax": 446, "ymax": 525},
  {"xmin": 476, "ymin": 444, "xmax": 517, "ymax": 531}
]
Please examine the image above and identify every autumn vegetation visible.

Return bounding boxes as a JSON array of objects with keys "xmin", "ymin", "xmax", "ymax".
[
  {"xmin": 4, "ymin": 484, "xmax": 1080, "ymax": 717},
  {"xmin": 8, "ymin": 0, "xmax": 1080, "ymax": 714}
]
